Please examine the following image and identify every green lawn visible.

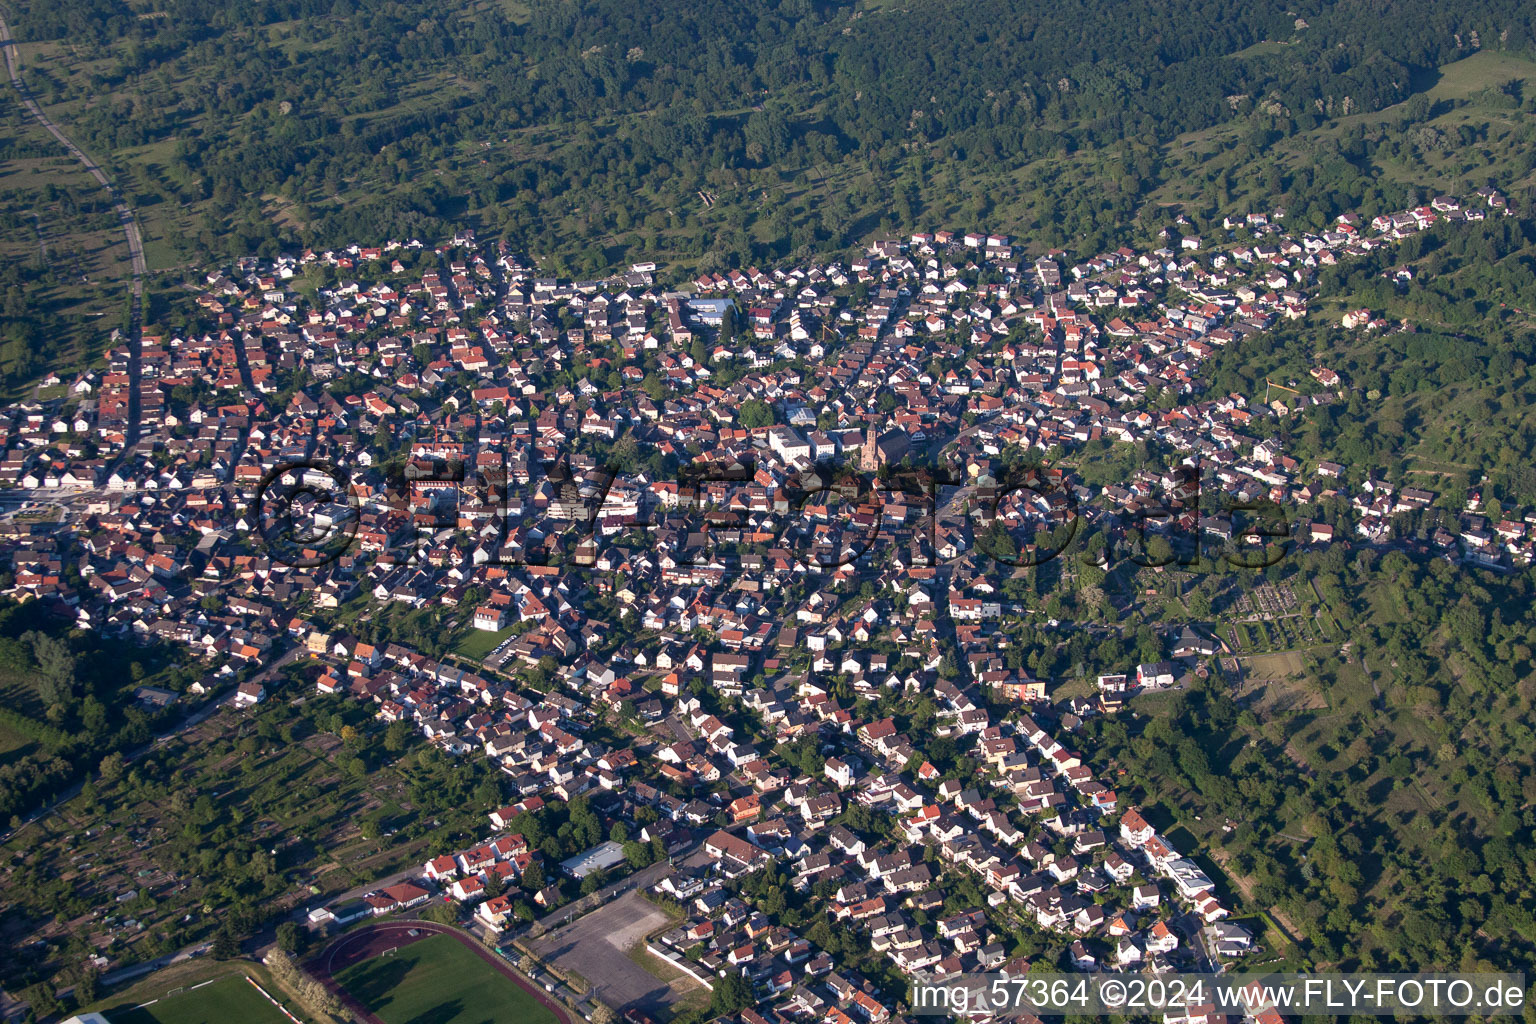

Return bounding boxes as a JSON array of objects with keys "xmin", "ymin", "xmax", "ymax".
[
  {"xmin": 452, "ymin": 625, "xmax": 515, "ymax": 662},
  {"xmin": 0, "ymin": 720, "xmax": 37, "ymax": 765},
  {"xmin": 333, "ymin": 934, "xmax": 558, "ymax": 1024},
  {"xmin": 104, "ymin": 975, "xmax": 294, "ymax": 1024}
]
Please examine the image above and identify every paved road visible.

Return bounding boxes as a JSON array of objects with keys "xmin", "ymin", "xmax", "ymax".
[
  {"xmin": 0, "ymin": 13, "xmax": 143, "ymax": 449},
  {"xmin": 97, "ymin": 941, "xmax": 214, "ymax": 988}
]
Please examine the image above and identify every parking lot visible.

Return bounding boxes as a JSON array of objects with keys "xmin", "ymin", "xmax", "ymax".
[{"xmin": 533, "ymin": 892, "xmax": 700, "ymax": 1014}]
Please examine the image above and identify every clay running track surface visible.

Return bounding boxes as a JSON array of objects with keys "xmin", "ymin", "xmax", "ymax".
[{"xmin": 309, "ymin": 920, "xmax": 574, "ymax": 1024}]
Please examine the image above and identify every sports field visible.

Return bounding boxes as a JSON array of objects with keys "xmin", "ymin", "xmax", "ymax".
[
  {"xmin": 333, "ymin": 933, "xmax": 560, "ymax": 1024},
  {"xmin": 106, "ymin": 975, "xmax": 293, "ymax": 1024}
]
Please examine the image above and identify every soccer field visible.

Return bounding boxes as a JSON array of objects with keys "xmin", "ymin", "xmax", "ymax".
[
  {"xmin": 106, "ymin": 975, "xmax": 293, "ymax": 1024},
  {"xmin": 333, "ymin": 934, "xmax": 560, "ymax": 1024}
]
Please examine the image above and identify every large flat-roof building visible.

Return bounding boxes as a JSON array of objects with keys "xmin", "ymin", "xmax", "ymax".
[{"xmin": 559, "ymin": 840, "xmax": 627, "ymax": 879}]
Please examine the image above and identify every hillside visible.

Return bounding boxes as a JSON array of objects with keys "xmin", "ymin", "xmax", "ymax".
[
  {"xmin": 0, "ymin": 0, "xmax": 1531, "ymax": 393},
  {"xmin": 1, "ymin": 0, "xmax": 1532, "ymax": 271}
]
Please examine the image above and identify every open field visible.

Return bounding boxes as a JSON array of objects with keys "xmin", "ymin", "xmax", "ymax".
[
  {"xmin": 0, "ymin": 719, "xmax": 36, "ymax": 759},
  {"xmin": 1337, "ymin": 51, "xmax": 1536, "ymax": 126},
  {"xmin": 330, "ymin": 930, "xmax": 562, "ymax": 1024},
  {"xmin": 1231, "ymin": 650, "xmax": 1327, "ymax": 713},
  {"xmin": 100, "ymin": 974, "xmax": 294, "ymax": 1024}
]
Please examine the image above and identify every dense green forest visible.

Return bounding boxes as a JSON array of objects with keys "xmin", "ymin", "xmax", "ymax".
[
  {"xmin": 4, "ymin": 0, "xmax": 1535, "ymax": 274},
  {"xmin": 0, "ymin": 599, "xmax": 183, "ymax": 824}
]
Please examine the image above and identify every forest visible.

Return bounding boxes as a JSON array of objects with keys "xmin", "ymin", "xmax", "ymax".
[
  {"xmin": 2, "ymin": 0, "xmax": 1533, "ymax": 276},
  {"xmin": 0, "ymin": 599, "xmax": 186, "ymax": 825}
]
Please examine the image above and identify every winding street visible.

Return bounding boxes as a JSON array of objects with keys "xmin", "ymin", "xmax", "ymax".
[{"xmin": 0, "ymin": 13, "xmax": 143, "ymax": 447}]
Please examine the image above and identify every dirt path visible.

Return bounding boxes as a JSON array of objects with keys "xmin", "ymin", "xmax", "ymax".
[{"xmin": 0, "ymin": 13, "xmax": 143, "ymax": 448}]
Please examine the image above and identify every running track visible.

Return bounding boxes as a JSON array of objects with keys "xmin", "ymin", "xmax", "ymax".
[{"xmin": 309, "ymin": 921, "xmax": 575, "ymax": 1024}]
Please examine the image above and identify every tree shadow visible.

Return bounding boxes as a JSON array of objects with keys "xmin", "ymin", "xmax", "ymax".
[
  {"xmin": 403, "ymin": 998, "xmax": 482, "ymax": 1024},
  {"xmin": 336, "ymin": 956, "xmax": 415, "ymax": 1009}
]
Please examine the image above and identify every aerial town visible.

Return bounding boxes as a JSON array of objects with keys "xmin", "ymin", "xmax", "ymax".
[{"xmin": 0, "ymin": 183, "xmax": 1523, "ymax": 1024}]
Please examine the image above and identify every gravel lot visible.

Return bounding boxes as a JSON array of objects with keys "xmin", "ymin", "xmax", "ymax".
[{"xmin": 534, "ymin": 892, "xmax": 699, "ymax": 1014}]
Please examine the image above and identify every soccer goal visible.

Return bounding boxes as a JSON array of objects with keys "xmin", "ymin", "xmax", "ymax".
[{"xmin": 382, "ymin": 946, "xmax": 398, "ymax": 957}]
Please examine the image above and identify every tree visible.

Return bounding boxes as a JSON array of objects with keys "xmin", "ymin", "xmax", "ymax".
[
  {"xmin": 591, "ymin": 1002, "xmax": 617, "ymax": 1024},
  {"xmin": 420, "ymin": 901, "xmax": 460, "ymax": 926},
  {"xmin": 1142, "ymin": 534, "xmax": 1176, "ymax": 567},
  {"xmin": 709, "ymin": 970, "xmax": 754, "ymax": 1015},
  {"xmin": 384, "ymin": 720, "xmax": 412, "ymax": 752},
  {"xmin": 738, "ymin": 399, "xmax": 774, "ymax": 429},
  {"xmin": 475, "ymin": 775, "xmax": 502, "ymax": 809},
  {"xmin": 80, "ymin": 695, "xmax": 108, "ymax": 735},
  {"xmin": 24, "ymin": 983, "xmax": 61, "ymax": 1021},
  {"xmin": 25, "ymin": 630, "xmax": 76, "ymax": 708},
  {"xmin": 212, "ymin": 926, "xmax": 240, "ymax": 960},
  {"xmin": 275, "ymin": 921, "xmax": 305, "ymax": 954}
]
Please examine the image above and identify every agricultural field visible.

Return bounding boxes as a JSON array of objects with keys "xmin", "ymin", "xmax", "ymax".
[{"xmin": 333, "ymin": 934, "xmax": 559, "ymax": 1024}]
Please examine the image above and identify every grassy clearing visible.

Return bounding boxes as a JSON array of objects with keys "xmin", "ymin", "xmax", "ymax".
[
  {"xmin": 0, "ymin": 719, "xmax": 38, "ymax": 761},
  {"xmin": 623, "ymin": 939, "xmax": 695, "ymax": 988},
  {"xmin": 1233, "ymin": 650, "xmax": 1325, "ymax": 713},
  {"xmin": 1399, "ymin": 51, "xmax": 1536, "ymax": 107},
  {"xmin": 452, "ymin": 625, "xmax": 515, "ymax": 662}
]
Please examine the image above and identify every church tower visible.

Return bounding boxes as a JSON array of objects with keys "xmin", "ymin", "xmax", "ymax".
[{"xmin": 861, "ymin": 424, "xmax": 879, "ymax": 473}]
